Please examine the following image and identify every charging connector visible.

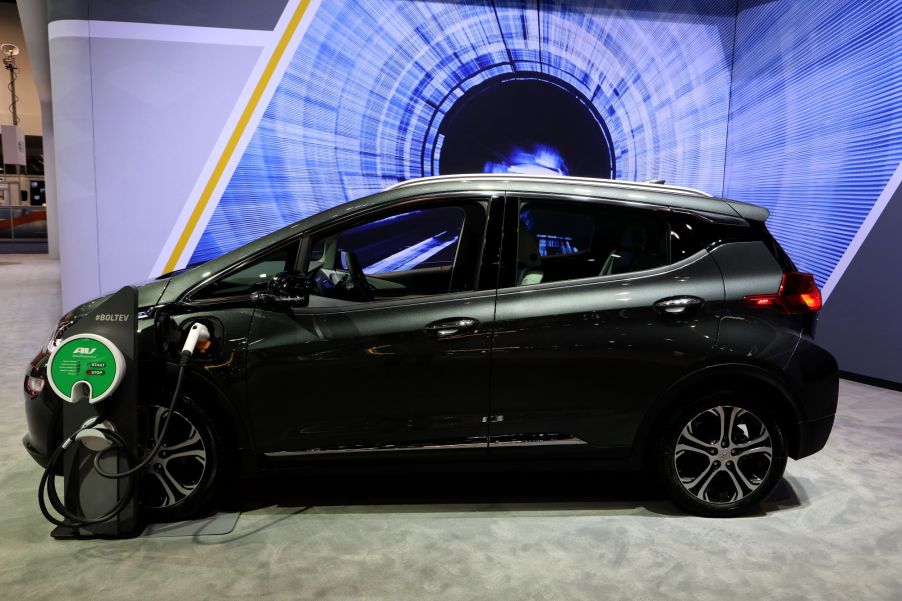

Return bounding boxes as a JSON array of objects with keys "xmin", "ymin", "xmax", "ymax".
[{"xmin": 181, "ymin": 322, "xmax": 211, "ymax": 358}]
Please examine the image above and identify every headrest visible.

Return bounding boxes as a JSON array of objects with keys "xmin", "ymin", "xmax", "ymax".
[
  {"xmin": 621, "ymin": 224, "xmax": 647, "ymax": 251},
  {"xmin": 519, "ymin": 221, "xmax": 542, "ymax": 267}
]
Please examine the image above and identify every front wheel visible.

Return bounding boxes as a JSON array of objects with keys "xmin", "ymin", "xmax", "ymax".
[
  {"xmin": 137, "ymin": 397, "xmax": 221, "ymax": 522},
  {"xmin": 655, "ymin": 394, "xmax": 787, "ymax": 517}
]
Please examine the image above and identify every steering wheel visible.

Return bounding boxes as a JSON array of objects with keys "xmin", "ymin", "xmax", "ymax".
[{"xmin": 340, "ymin": 250, "xmax": 374, "ymax": 302}]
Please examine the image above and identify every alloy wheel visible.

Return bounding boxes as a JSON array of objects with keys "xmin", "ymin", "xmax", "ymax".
[
  {"xmin": 138, "ymin": 405, "xmax": 208, "ymax": 509},
  {"xmin": 673, "ymin": 405, "xmax": 774, "ymax": 504}
]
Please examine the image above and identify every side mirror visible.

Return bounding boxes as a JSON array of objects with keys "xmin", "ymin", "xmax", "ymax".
[{"xmin": 252, "ymin": 270, "xmax": 310, "ymax": 307}]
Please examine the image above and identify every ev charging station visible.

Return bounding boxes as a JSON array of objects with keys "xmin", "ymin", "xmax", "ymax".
[
  {"xmin": 44, "ymin": 286, "xmax": 139, "ymax": 538},
  {"xmin": 38, "ymin": 286, "xmax": 210, "ymax": 539}
]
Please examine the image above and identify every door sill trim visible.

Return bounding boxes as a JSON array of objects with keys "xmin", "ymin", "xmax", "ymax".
[
  {"xmin": 265, "ymin": 440, "xmax": 488, "ymax": 457},
  {"xmin": 265, "ymin": 435, "xmax": 589, "ymax": 457},
  {"xmin": 489, "ymin": 436, "xmax": 587, "ymax": 448}
]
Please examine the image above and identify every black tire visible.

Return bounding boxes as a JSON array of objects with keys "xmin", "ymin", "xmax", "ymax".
[
  {"xmin": 655, "ymin": 392, "xmax": 787, "ymax": 517},
  {"xmin": 137, "ymin": 396, "xmax": 222, "ymax": 522}
]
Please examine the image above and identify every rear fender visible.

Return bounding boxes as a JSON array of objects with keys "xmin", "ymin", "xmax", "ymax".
[{"xmin": 632, "ymin": 362, "xmax": 805, "ymax": 464}]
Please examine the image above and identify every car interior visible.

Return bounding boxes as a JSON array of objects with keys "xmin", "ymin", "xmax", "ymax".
[
  {"xmin": 516, "ymin": 201, "xmax": 669, "ymax": 285},
  {"xmin": 306, "ymin": 206, "xmax": 469, "ymax": 302}
]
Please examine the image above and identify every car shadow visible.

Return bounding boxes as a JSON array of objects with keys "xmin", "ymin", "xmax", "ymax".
[
  {"xmin": 220, "ymin": 469, "xmax": 806, "ymax": 519},
  {"xmin": 756, "ymin": 475, "xmax": 806, "ymax": 515}
]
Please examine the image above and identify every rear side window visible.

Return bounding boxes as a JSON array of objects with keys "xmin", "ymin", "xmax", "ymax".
[
  {"xmin": 668, "ymin": 213, "xmax": 706, "ymax": 263},
  {"xmin": 514, "ymin": 200, "xmax": 670, "ymax": 286}
]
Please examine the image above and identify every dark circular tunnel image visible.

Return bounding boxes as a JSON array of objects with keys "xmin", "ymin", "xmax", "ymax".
[{"xmin": 436, "ymin": 73, "xmax": 615, "ymax": 179}]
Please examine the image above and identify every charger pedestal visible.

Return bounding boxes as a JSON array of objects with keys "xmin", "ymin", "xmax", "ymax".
[{"xmin": 47, "ymin": 286, "xmax": 139, "ymax": 539}]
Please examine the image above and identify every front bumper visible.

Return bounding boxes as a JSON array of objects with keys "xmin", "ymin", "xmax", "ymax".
[
  {"xmin": 22, "ymin": 433, "xmax": 51, "ymax": 468},
  {"xmin": 23, "ymin": 355, "xmax": 62, "ymax": 470},
  {"xmin": 795, "ymin": 413, "xmax": 836, "ymax": 459}
]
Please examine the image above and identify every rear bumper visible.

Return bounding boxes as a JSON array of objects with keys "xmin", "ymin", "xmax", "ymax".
[
  {"xmin": 785, "ymin": 335, "xmax": 839, "ymax": 459},
  {"xmin": 795, "ymin": 413, "xmax": 835, "ymax": 459}
]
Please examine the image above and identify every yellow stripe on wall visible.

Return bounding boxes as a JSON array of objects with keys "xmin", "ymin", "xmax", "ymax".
[{"xmin": 163, "ymin": 0, "xmax": 312, "ymax": 273}]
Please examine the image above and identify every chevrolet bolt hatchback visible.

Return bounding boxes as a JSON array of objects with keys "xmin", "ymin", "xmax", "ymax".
[{"xmin": 24, "ymin": 174, "xmax": 838, "ymax": 518}]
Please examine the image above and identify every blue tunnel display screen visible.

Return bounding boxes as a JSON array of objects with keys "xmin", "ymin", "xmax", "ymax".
[
  {"xmin": 437, "ymin": 73, "xmax": 614, "ymax": 178},
  {"xmin": 192, "ymin": 0, "xmax": 736, "ymax": 264}
]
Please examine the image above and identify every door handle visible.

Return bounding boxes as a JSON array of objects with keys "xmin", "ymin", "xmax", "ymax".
[
  {"xmin": 654, "ymin": 296, "xmax": 704, "ymax": 314},
  {"xmin": 425, "ymin": 317, "xmax": 479, "ymax": 338}
]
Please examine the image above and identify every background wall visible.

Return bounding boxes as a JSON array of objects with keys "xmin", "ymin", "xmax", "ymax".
[
  {"xmin": 39, "ymin": 0, "xmax": 902, "ymax": 384},
  {"xmin": 724, "ymin": 0, "xmax": 902, "ymax": 290}
]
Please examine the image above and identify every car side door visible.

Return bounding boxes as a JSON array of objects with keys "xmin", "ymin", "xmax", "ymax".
[
  {"xmin": 245, "ymin": 196, "xmax": 503, "ymax": 461},
  {"xmin": 488, "ymin": 195, "xmax": 724, "ymax": 459}
]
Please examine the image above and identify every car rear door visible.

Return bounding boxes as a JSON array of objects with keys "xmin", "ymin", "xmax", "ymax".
[{"xmin": 488, "ymin": 195, "xmax": 724, "ymax": 458}]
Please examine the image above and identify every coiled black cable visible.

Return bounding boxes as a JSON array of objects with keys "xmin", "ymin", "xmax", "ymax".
[
  {"xmin": 37, "ymin": 355, "xmax": 190, "ymax": 528},
  {"xmin": 38, "ymin": 429, "xmax": 136, "ymax": 528}
]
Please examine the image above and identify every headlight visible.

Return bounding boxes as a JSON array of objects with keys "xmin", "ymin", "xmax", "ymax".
[{"xmin": 46, "ymin": 318, "xmax": 75, "ymax": 353}]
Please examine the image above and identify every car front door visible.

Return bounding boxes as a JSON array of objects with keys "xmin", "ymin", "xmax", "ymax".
[
  {"xmin": 488, "ymin": 196, "xmax": 724, "ymax": 459},
  {"xmin": 246, "ymin": 196, "xmax": 502, "ymax": 460}
]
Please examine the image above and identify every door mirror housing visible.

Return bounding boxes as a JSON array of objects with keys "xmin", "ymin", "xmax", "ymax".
[{"xmin": 252, "ymin": 270, "xmax": 310, "ymax": 307}]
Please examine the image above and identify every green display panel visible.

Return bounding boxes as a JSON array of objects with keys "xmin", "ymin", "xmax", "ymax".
[{"xmin": 47, "ymin": 334, "xmax": 124, "ymax": 403}]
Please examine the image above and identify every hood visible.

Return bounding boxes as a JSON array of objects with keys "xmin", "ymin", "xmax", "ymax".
[{"xmin": 63, "ymin": 276, "xmax": 172, "ymax": 322}]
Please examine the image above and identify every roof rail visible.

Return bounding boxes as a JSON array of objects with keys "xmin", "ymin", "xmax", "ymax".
[{"xmin": 385, "ymin": 173, "xmax": 713, "ymax": 198}]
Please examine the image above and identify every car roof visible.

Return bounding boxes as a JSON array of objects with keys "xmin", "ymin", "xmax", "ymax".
[
  {"xmin": 384, "ymin": 174, "xmax": 768, "ymax": 222},
  {"xmin": 387, "ymin": 173, "xmax": 715, "ymax": 198}
]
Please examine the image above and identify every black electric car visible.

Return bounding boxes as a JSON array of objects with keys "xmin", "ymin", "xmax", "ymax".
[{"xmin": 24, "ymin": 174, "xmax": 838, "ymax": 518}]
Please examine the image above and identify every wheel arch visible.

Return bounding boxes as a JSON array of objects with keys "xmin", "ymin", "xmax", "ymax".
[
  {"xmin": 635, "ymin": 363, "xmax": 805, "ymax": 465},
  {"xmin": 157, "ymin": 362, "xmax": 255, "ymax": 468}
]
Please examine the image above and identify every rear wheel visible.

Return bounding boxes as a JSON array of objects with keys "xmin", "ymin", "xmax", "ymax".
[
  {"xmin": 137, "ymin": 397, "xmax": 221, "ymax": 522},
  {"xmin": 656, "ymin": 393, "xmax": 787, "ymax": 517}
]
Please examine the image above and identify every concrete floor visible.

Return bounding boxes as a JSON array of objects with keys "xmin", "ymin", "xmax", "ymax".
[{"xmin": 1, "ymin": 254, "xmax": 901, "ymax": 600}]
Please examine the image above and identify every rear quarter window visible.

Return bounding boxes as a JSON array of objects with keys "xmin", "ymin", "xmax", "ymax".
[{"xmin": 671, "ymin": 211, "xmax": 796, "ymax": 273}]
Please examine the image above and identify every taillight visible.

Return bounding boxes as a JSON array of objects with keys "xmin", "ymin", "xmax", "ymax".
[{"xmin": 744, "ymin": 272, "xmax": 822, "ymax": 314}]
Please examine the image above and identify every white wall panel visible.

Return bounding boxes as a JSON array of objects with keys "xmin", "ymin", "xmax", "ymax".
[{"xmin": 90, "ymin": 38, "xmax": 261, "ymax": 295}]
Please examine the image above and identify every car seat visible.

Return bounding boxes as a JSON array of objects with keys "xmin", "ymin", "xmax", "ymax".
[
  {"xmin": 518, "ymin": 222, "xmax": 544, "ymax": 285},
  {"xmin": 600, "ymin": 224, "xmax": 663, "ymax": 276}
]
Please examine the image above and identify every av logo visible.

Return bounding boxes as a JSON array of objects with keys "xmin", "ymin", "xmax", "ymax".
[{"xmin": 72, "ymin": 347, "xmax": 97, "ymax": 355}]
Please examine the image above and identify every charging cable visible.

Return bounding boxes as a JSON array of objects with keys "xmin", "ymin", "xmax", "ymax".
[
  {"xmin": 38, "ymin": 322, "xmax": 210, "ymax": 528},
  {"xmin": 38, "ymin": 419, "xmax": 137, "ymax": 527}
]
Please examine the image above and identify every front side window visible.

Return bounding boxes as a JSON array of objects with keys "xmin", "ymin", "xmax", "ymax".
[
  {"xmin": 515, "ymin": 201, "xmax": 669, "ymax": 286},
  {"xmin": 193, "ymin": 243, "xmax": 298, "ymax": 300},
  {"xmin": 335, "ymin": 207, "xmax": 464, "ymax": 275},
  {"xmin": 306, "ymin": 203, "xmax": 481, "ymax": 302}
]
